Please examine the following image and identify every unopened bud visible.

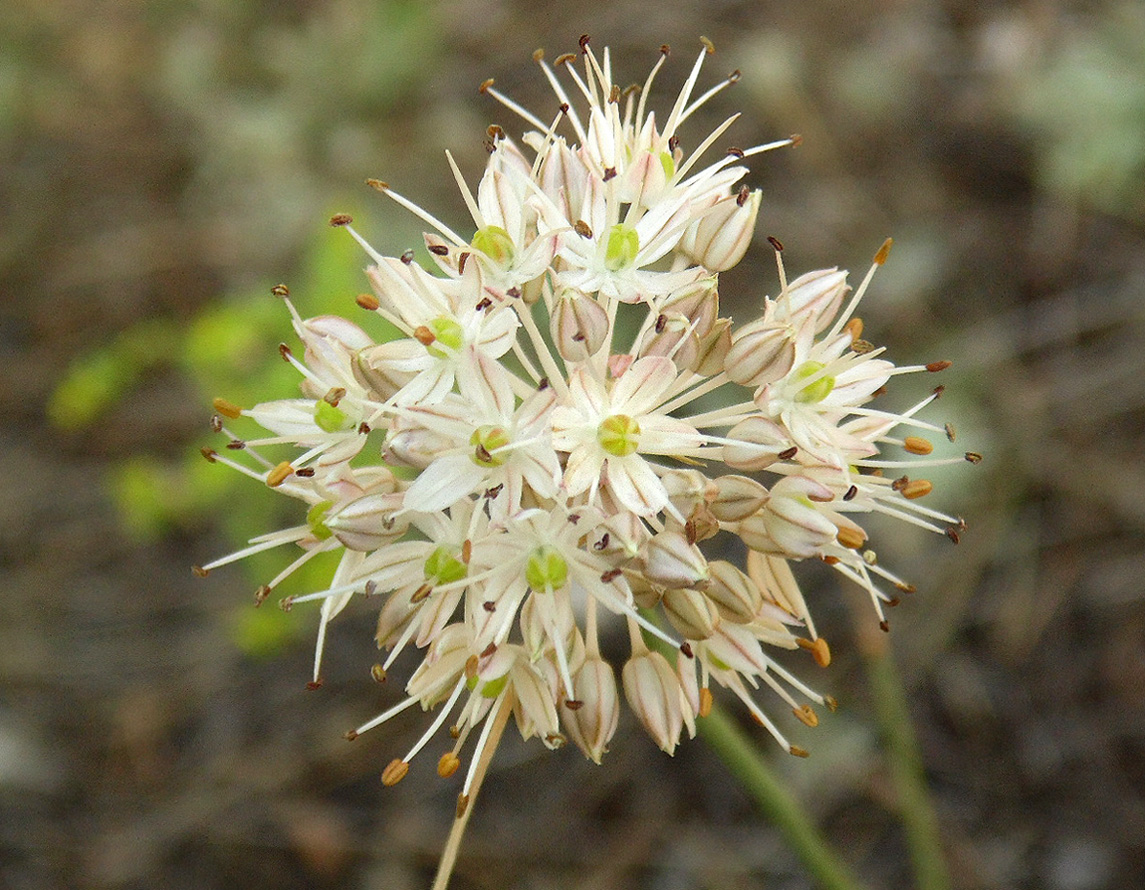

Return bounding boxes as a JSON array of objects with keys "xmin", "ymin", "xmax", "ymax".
[
  {"xmin": 679, "ymin": 188, "xmax": 762, "ymax": 272},
  {"xmin": 709, "ymin": 475, "xmax": 768, "ymax": 523},
  {"xmin": 561, "ymin": 656, "xmax": 620, "ymax": 764},
  {"xmin": 723, "ymin": 416, "xmax": 789, "ymax": 471},
  {"xmin": 706, "ymin": 560, "xmax": 765, "ymax": 623},
  {"xmin": 643, "ymin": 530, "xmax": 709, "ymax": 590},
  {"xmin": 551, "ymin": 291, "xmax": 609, "ymax": 360},
  {"xmin": 725, "ymin": 323, "xmax": 796, "ymax": 387},
  {"xmin": 783, "ymin": 268, "xmax": 850, "ymax": 333},
  {"xmin": 662, "ymin": 587, "xmax": 720, "ymax": 641},
  {"xmin": 622, "ymin": 649, "xmax": 685, "ymax": 754}
]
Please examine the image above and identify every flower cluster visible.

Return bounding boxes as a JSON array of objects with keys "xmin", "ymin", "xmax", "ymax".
[{"xmin": 200, "ymin": 37, "xmax": 974, "ymax": 806}]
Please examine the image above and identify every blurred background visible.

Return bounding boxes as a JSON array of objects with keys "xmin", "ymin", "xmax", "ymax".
[{"xmin": 3, "ymin": 0, "xmax": 1144, "ymax": 888}]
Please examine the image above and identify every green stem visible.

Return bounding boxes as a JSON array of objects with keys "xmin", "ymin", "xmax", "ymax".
[
  {"xmin": 862, "ymin": 639, "xmax": 953, "ymax": 890},
  {"xmin": 698, "ymin": 704, "xmax": 867, "ymax": 890}
]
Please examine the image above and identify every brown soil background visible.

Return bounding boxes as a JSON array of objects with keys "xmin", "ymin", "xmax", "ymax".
[{"xmin": 3, "ymin": 1, "xmax": 1143, "ymax": 888}]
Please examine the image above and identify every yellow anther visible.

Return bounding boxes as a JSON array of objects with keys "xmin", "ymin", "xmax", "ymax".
[
  {"xmin": 789, "ymin": 745, "xmax": 811, "ymax": 758},
  {"xmin": 437, "ymin": 752, "xmax": 461, "ymax": 778},
  {"xmin": 902, "ymin": 479, "xmax": 933, "ymax": 500},
  {"xmin": 836, "ymin": 526, "xmax": 866, "ymax": 550},
  {"xmin": 370, "ymin": 664, "xmax": 387, "ymax": 683},
  {"xmin": 212, "ymin": 397, "xmax": 243, "ymax": 419},
  {"xmin": 381, "ymin": 759, "xmax": 409, "ymax": 786},
  {"xmin": 904, "ymin": 436, "xmax": 933, "ymax": 455},
  {"xmin": 265, "ymin": 461, "xmax": 293, "ymax": 488},
  {"xmin": 356, "ymin": 292, "xmax": 380, "ymax": 310},
  {"xmin": 873, "ymin": 237, "xmax": 893, "ymax": 265},
  {"xmin": 797, "ymin": 636, "xmax": 832, "ymax": 668},
  {"xmin": 699, "ymin": 687, "xmax": 713, "ymax": 718},
  {"xmin": 455, "ymin": 793, "xmax": 470, "ymax": 818},
  {"xmin": 793, "ymin": 704, "xmax": 819, "ymax": 727}
]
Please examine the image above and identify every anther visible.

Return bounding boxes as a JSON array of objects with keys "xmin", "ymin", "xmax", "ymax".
[
  {"xmin": 945, "ymin": 527, "xmax": 961, "ymax": 544},
  {"xmin": 789, "ymin": 745, "xmax": 810, "ymax": 758},
  {"xmin": 192, "ymin": 565, "xmax": 209, "ymax": 578},
  {"xmin": 824, "ymin": 695, "xmax": 838, "ymax": 712},
  {"xmin": 660, "ymin": 44, "xmax": 671, "ymax": 57},
  {"xmin": 945, "ymin": 423, "xmax": 956, "ymax": 442},
  {"xmin": 933, "ymin": 385, "xmax": 946, "ymax": 397},
  {"xmin": 484, "ymin": 483, "xmax": 503, "ymax": 499},
  {"xmin": 266, "ymin": 462, "xmax": 294, "ymax": 487},
  {"xmin": 537, "ymin": 377, "xmax": 549, "ymax": 390},
  {"xmin": 532, "ymin": 48, "xmax": 544, "ymax": 63},
  {"xmin": 278, "ymin": 343, "xmax": 292, "ymax": 361},
  {"xmin": 271, "ymin": 283, "xmax": 290, "ymax": 297},
  {"xmin": 254, "ymin": 584, "xmax": 271, "ymax": 606},
  {"xmin": 699, "ymin": 687, "xmax": 713, "ymax": 718},
  {"xmin": 306, "ymin": 679, "xmax": 322, "ymax": 691},
  {"xmin": 558, "ymin": 102, "xmax": 570, "ymax": 114},
  {"xmin": 462, "ymin": 539, "xmax": 472, "ymax": 564},
  {"xmin": 728, "ymin": 69, "xmax": 741, "ymax": 83},
  {"xmin": 600, "ymin": 568, "xmax": 622, "ymax": 583},
  {"xmin": 506, "ymin": 286, "xmax": 521, "ymax": 298},
  {"xmin": 487, "ymin": 124, "xmax": 505, "ymax": 141},
  {"xmin": 843, "ymin": 485, "xmax": 858, "ymax": 501},
  {"xmin": 410, "ymin": 584, "xmax": 433, "ymax": 604},
  {"xmin": 458, "ymin": 251, "xmax": 469, "ymax": 274},
  {"xmin": 821, "ymin": 555, "xmax": 839, "ymax": 565},
  {"xmin": 602, "ymin": 167, "xmax": 617, "ymax": 181},
  {"xmin": 209, "ymin": 415, "xmax": 223, "ymax": 433},
  {"xmin": 212, "ymin": 397, "xmax": 243, "ymax": 419},
  {"xmin": 668, "ymin": 135, "xmax": 679, "ymax": 153},
  {"xmin": 449, "ymin": 725, "xmax": 460, "ymax": 739},
  {"xmin": 873, "ymin": 237, "xmax": 893, "ymax": 265},
  {"xmin": 680, "ymin": 642, "xmax": 695, "ymax": 659},
  {"xmin": 926, "ymin": 360, "xmax": 952, "ymax": 372},
  {"xmin": 464, "ymin": 656, "xmax": 479, "ymax": 681},
  {"xmin": 578, "ymin": 34, "xmax": 591, "ymax": 52},
  {"xmin": 895, "ymin": 582, "xmax": 917, "ymax": 594},
  {"xmin": 400, "ymin": 248, "xmax": 414, "ymax": 264},
  {"xmin": 200, "ymin": 448, "xmax": 217, "ymax": 463},
  {"xmin": 479, "ymin": 77, "xmax": 494, "ymax": 93},
  {"xmin": 366, "ymin": 179, "xmax": 389, "ymax": 191},
  {"xmin": 790, "ymin": 133, "xmax": 803, "ymax": 147},
  {"xmin": 344, "ymin": 730, "xmax": 358, "ymax": 741},
  {"xmin": 700, "ymin": 35, "xmax": 715, "ymax": 53},
  {"xmin": 655, "ymin": 314, "xmax": 667, "ymax": 333},
  {"xmin": 879, "ymin": 619, "xmax": 890, "ymax": 633},
  {"xmin": 608, "ymin": 84, "xmax": 620, "ymax": 104},
  {"xmin": 455, "ymin": 793, "xmax": 470, "ymax": 818},
  {"xmin": 428, "ymin": 244, "xmax": 450, "ymax": 257},
  {"xmin": 736, "ymin": 184, "xmax": 750, "ymax": 206},
  {"xmin": 797, "ymin": 636, "xmax": 831, "ymax": 668},
  {"xmin": 356, "ymin": 292, "xmax": 380, "ymax": 310},
  {"xmin": 278, "ymin": 596, "xmax": 294, "ymax": 612},
  {"xmin": 381, "ymin": 759, "xmax": 409, "ymax": 786},
  {"xmin": 891, "ymin": 475, "xmax": 910, "ymax": 492},
  {"xmin": 555, "ymin": 53, "xmax": 576, "ymax": 67},
  {"xmin": 483, "ymin": 601, "xmax": 496, "ymax": 612},
  {"xmin": 358, "ymin": 422, "xmax": 371, "ymax": 434},
  {"xmin": 475, "ymin": 296, "xmax": 493, "ymax": 312},
  {"xmin": 844, "ymin": 317, "xmax": 864, "ymax": 340},
  {"xmin": 767, "ymin": 235, "xmax": 784, "ymax": 252},
  {"xmin": 480, "ymin": 643, "xmax": 497, "ymax": 658},
  {"xmin": 364, "ymin": 580, "xmax": 377, "ymax": 596},
  {"xmin": 565, "ymin": 699, "xmax": 584, "ymax": 711},
  {"xmin": 901, "ymin": 479, "xmax": 933, "ymax": 499},
  {"xmin": 886, "ymin": 596, "xmax": 901, "ymax": 608},
  {"xmin": 413, "ymin": 326, "xmax": 436, "ymax": 346},
  {"xmin": 726, "ymin": 146, "xmax": 745, "ymax": 158},
  {"xmin": 438, "ymin": 752, "xmax": 461, "ymax": 778},
  {"xmin": 778, "ymin": 446, "xmax": 798, "ymax": 460},
  {"xmin": 593, "ymin": 533, "xmax": 610, "ymax": 551},
  {"xmin": 863, "ymin": 549, "xmax": 877, "ymax": 565},
  {"xmin": 329, "ymin": 213, "xmax": 353, "ymax": 227},
  {"xmin": 965, "ymin": 452, "xmax": 983, "ymax": 464},
  {"xmin": 852, "ymin": 339, "xmax": 875, "ymax": 353},
  {"xmin": 371, "ymin": 664, "xmax": 387, "ymax": 683},
  {"xmin": 794, "ymin": 704, "xmax": 818, "ymax": 727},
  {"xmin": 836, "ymin": 527, "xmax": 865, "ymax": 549},
  {"xmin": 324, "ymin": 387, "xmax": 346, "ymax": 406},
  {"xmin": 904, "ymin": 436, "xmax": 933, "ymax": 455}
]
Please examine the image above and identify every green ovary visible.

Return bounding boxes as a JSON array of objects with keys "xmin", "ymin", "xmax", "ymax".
[
  {"xmin": 314, "ymin": 400, "xmax": 349, "ymax": 432},
  {"xmin": 306, "ymin": 500, "xmax": 334, "ymax": 541},
  {"xmin": 426, "ymin": 316, "xmax": 464, "ymax": 358},
  {"xmin": 525, "ymin": 546, "xmax": 568, "ymax": 592},
  {"xmin": 471, "ymin": 225, "xmax": 515, "ymax": 266},
  {"xmin": 470, "ymin": 425, "xmax": 510, "ymax": 467},
  {"xmin": 597, "ymin": 414, "xmax": 641, "ymax": 457},
  {"xmin": 791, "ymin": 361, "xmax": 836, "ymax": 404},
  {"xmin": 604, "ymin": 224, "xmax": 640, "ymax": 271},
  {"xmin": 423, "ymin": 545, "xmax": 468, "ymax": 585}
]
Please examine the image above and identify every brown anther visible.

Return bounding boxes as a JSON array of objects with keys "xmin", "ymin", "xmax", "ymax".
[
  {"xmin": 879, "ymin": 619, "xmax": 890, "ymax": 633},
  {"xmin": 965, "ymin": 452, "xmax": 983, "ymax": 464},
  {"xmin": 886, "ymin": 596, "xmax": 901, "ymax": 608},
  {"xmin": 824, "ymin": 695, "xmax": 838, "ymax": 712},
  {"xmin": 358, "ymin": 422, "xmax": 371, "ymax": 434},
  {"xmin": 933, "ymin": 384, "xmax": 946, "ymax": 397},
  {"xmin": 797, "ymin": 636, "xmax": 831, "ymax": 667},
  {"xmin": 578, "ymin": 34, "xmax": 591, "ymax": 51},
  {"xmin": 323, "ymin": 387, "xmax": 346, "ymax": 407},
  {"xmin": 438, "ymin": 752, "xmax": 461, "ymax": 778},
  {"xmin": 366, "ymin": 178, "xmax": 389, "ymax": 191},
  {"xmin": 475, "ymin": 296, "xmax": 493, "ymax": 312},
  {"xmin": 684, "ymin": 519, "xmax": 697, "ymax": 546},
  {"xmin": 343, "ymin": 730, "xmax": 358, "ymax": 741},
  {"xmin": 567, "ymin": 513, "xmax": 580, "ymax": 524},
  {"xmin": 726, "ymin": 146, "xmax": 745, "ymax": 158},
  {"xmin": 277, "ymin": 344, "xmax": 293, "ymax": 363},
  {"xmin": 278, "ymin": 595, "xmax": 293, "ymax": 612},
  {"xmin": 479, "ymin": 77, "xmax": 495, "ymax": 93},
  {"xmin": 455, "ymin": 793, "xmax": 470, "ymax": 818},
  {"xmin": 945, "ymin": 527, "xmax": 961, "ymax": 544},
  {"xmin": 901, "ymin": 479, "xmax": 933, "ymax": 500},
  {"xmin": 329, "ymin": 213, "xmax": 353, "ymax": 227},
  {"xmin": 789, "ymin": 745, "xmax": 811, "ymax": 758},
  {"xmin": 370, "ymin": 664, "xmax": 387, "ymax": 683},
  {"xmin": 608, "ymin": 84, "xmax": 621, "ymax": 104},
  {"xmin": 212, "ymin": 397, "xmax": 243, "ymax": 419},
  {"xmin": 449, "ymin": 725, "xmax": 460, "ymax": 739},
  {"xmin": 790, "ymin": 133, "xmax": 803, "ymax": 147},
  {"xmin": 904, "ymin": 436, "xmax": 933, "ymax": 455},
  {"xmin": 413, "ymin": 325, "xmax": 436, "ymax": 346},
  {"xmin": 660, "ymin": 43, "xmax": 671, "ymax": 56},
  {"xmin": 464, "ymin": 655, "xmax": 479, "ymax": 681},
  {"xmin": 381, "ymin": 759, "xmax": 409, "ymax": 786},
  {"xmin": 895, "ymin": 581, "xmax": 917, "ymax": 594},
  {"xmin": 480, "ymin": 643, "xmax": 497, "ymax": 659},
  {"xmin": 668, "ymin": 135, "xmax": 680, "ymax": 153},
  {"xmin": 602, "ymin": 167, "xmax": 617, "ymax": 181},
  {"xmin": 794, "ymin": 704, "xmax": 819, "ymax": 727},
  {"xmin": 736, "ymin": 184, "xmax": 750, "ymax": 206},
  {"xmin": 655, "ymin": 313, "xmax": 667, "ymax": 333},
  {"xmin": 296, "ymin": 467, "xmax": 317, "ymax": 480},
  {"xmin": 306, "ymin": 679, "xmax": 323, "ymax": 691},
  {"xmin": 200, "ymin": 447, "xmax": 217, "ymax": 463},
  {"xmin": 699, "ymin": 687, "xmax": 713, "ymax": 718},
  {"xmin": 400, "ymin": 248, "xmax": 415, "ymax": 264},
  {"xmin": 484, "ymin": 483, "xmax": 503, "ymax": 499},
  {"xmin": 209, "ymin": 415, "xmax": 224, "ymax": 433},
  {"xmin": 410, "ymin": 583, "xmax": 433, "ymax": 604},
  {"xmin": 506, "ymin": 286, "xmax": 521, "ymax": 298},
  {"xmin": 364, "ymin": 580, "xmax": 377, "ymax": 596},
  {"xmin": 872, "ymin": 385, "xmax": 888, "ymax": 398},
  {"xmin": 574, "ymin": 219, "xmax": 593, "ymax": 238},
  {"xmin": 458, "ymin": 251, "xmax": 469, "ymax": 274},
  {"xmin": 593, "ymin": 533, "xmax": 610, "ymax": 551},
  {"xmin": 266, "ymin": 461, "xmax": 294, "ymax": 488},
  {"xmin": 356, "ymin": 292, "xmax": 380, "ymax": 310},
  {"xmin": 483, "ymin": 600, "xmax": 496, "ymax": 613},
  {"xmin": 461, "ymin": 539, "xmax": 472, "ymax": 564},
  {"xmin": 821, "ymin": 555, "xmax": 839, "ymax": 565},
  {"xmin": 428, "ymin": 244, "xmax": 450, "ymax": 257},
  {"xmin": 680, "ymin": 642, "xmax": 695, "ymax": 659},
  {"xmin": 926, "ymin": 360, "xmax": 952, "ymax": 372},
  {"xmin": 271, "ymin": 283, "xmax": 290, "ymax": 298},
  {"xmin": 600, "ymin": 568, "xmax": 622, "ymax": 583},
  {"xmin": 700, "ymin": 35, "xmax": 715, "ymax": 53},
  {"xmin": 767, "ymin": 235, "xmax": 784, "ymax": 252},
  {"xmin": 844, "ymin": 317, "xmax": 864, "ymax": 340},
  {"xmin": 254, "ymin": 584, "xmax": 271, "ymax": 606},
  {"xmin": 843, "ymin": 485, "xmax": 858, "ymax": 501},
  {"xmin": 558, "ymin": 102, "xmax": 570, "ymax": 115},
  {"xmin": 571, "ymin": 332, "xmax": 585, "ymax": 342},
  {"xmin": 537, "ymin": 377, "xmax": 550, "ymax": 390},
  {"xmin": 778, "ymin": 446, "xmax": 798, "ymax": 460},
  {"xmin": 945, "ymin": 422, "xmax": 956, "ymax": 442},
  {"xmin": 192, "ymin": 565, "xmax": 209, "ymax": 578},
  {"xmin": 728, "ymin": 69, "xmax": 742, "ymax": 83},
  {"xmin": 872, "ymin": 237, "xmax": 893, "ymax": 265},
  {"xmin": 564, "ymin": 699, "xmax": 584, "ymax": 711},
  {"xmin": 852, "ymin": 338, "xmax": 875, "ymax": 354},
  {"xmin": 474, "ymin": 443, "xmax": 493, "ymax": 464},
  {"xmin": 554, "ymin": 52, "xmax": 577, "ymax": 67},
  {"xmin": 532, "ymin": 48, "xmax": 544, "ymax": 62},
  {"xmin": 487, "ymin": 124, "xmax": 505, "ymax": 141},
  {"xmin": 891, "ymin": 475, "xmax": 910, "ymax": 492}
]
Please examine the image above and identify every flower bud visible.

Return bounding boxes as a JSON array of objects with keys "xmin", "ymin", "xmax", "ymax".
[
  {"xmin": 784, "ymin": 268, "xmax": 849, "ymax": 333},
  {"xmin": 739, "ymin": 475, "xmax": 837, "ymax": 558},
  {"xmin": 643, "ymin": 530, "xmax": 709, "ymax": 590},
  {"xmin": 709, "ymin": 475, "xmax": 768, "ymax": 523},
  {"xmin": 551, "ymin": 290, "xmax": 609, "ymax": 361},
  {"xmin": 662, "ymin": 587, "xmax": 720, "ymax": 641},
  {"xmin": 679, "ymin": 187, "xmax": 762, "ymax": 272},
  {"xmin": 691, "ymin": 318, "xmax": 732, "ymax": 376},
  {"xmin": 384, "ymin": 420, "xmax": 452, "ymax": 469},
  {"xmin": 637, "ymin": 318, "xmax": 699, "ymax": 370},
  {"xmin": 660, "ymin": 469, "xmax": 716, "ymax": 520},
  {"xmin": 510, "ymin": 658, "xmax": 562, "ymax": 746},
  {"xmin": 562, "ymin": 655, "xmax": 620, "ymax": 763},
  {"xmin": 706, "ymin": 560, "xmax": 765, "ymax": 624},
  {"xmin": 725, "ymin": 322, "xmax": 796, "ymax": 387},
  {"xmin": 622, "ymin": 649, "xmax": 685, "ymax": 754},
  {"xmin": 353, "ymin": 342, "xmax": 419, "ymax": 400},
  {"xmin": 326, "ymin": 492, "xmax": 409, "ymax": 551},
  {"xmin": 722, "ymin": 416, "xmax": 790, "ymax": 471},
  {"xmin": 660, "ymin": 277, "xmax": 719, "ymax": 337}
]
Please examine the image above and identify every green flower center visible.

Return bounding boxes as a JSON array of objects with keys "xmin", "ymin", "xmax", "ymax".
[
  {"xmin": 426, "ymin": 316, "xmax": 464, "ymax": 358},
  {"xmin": 471, "ymin": 225, "xmax": 516, "ymax": 266},
  {"xmin": 306, "ymin": 500, "xmax": 334, "ymax": 541},
  {"xmin": 423, "ymin": 545, "xmax": 468, "ymax": 585},
  {"xmin": 597, "ymin": 413, "xmax": 641, "ymax": 457},
  {"xmin": 792, "ymin": 361, "xmax": 836, "ymax": 404},
  {"xmin": 469, "ymin": 425, "xmax": 510, "ymax": 467},
  {"xmin": 604, "ymin": 223, "xmax": 640, "ymax": 271},
  {"xmin": 659, "ymin": 150, "xmax": 676, "ymax": 180},
  {"xmin": 314, "ymin": 399, "xmax": 349, "ymax": 432},
  {"xmin": 525, "ymin": 546, "xmax": 568, "ymax": 592}
]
